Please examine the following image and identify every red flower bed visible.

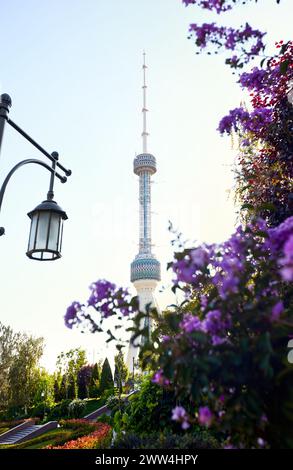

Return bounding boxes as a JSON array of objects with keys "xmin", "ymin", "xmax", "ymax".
[{"xmin": 46, "ymin": 421, "xmax": 111, "ymax": 449}]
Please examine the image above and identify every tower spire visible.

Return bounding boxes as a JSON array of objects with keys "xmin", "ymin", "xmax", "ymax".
[{"xmin": 142, "ymin": 51, "xmax": 148, "ymax": 153}]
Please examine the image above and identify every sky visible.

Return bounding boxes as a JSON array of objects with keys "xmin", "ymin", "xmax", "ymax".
[{"xmin": 0, "ymin": 0, "xmax": 291, "ymax": 372}]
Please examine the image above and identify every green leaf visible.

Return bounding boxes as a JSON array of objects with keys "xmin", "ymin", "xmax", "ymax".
[
  {"xmin": 258, "ymin": 202, "xmax": 276, "ymax": 212},
  {"xmin": 254, "ymin": 230, "xmax": 269, "ymax": 239},
  {"xmin": 280, "ymin": 59, "xmax": 289, "ymax": 75},
  {"xmin": 241, "ymin": 203, "xmax": 254, "ymax": 210},
  {"xmin": 260, "ymin": 57, "xmax": 266, "ymax": 68}
]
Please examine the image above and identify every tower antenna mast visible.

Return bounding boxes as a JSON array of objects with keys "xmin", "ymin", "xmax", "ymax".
[{"xmin": 142, "ymin": 51, "xmax": 149, "ymax": 153}]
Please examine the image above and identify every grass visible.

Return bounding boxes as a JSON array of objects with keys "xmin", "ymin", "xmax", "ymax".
[
  {"xmin": 0, "ymin": 427, "xmax": 9, "ymax": 435},
  {"xmin": 82, "ymin": 398, "xmax": 105, "ymax": 416}
]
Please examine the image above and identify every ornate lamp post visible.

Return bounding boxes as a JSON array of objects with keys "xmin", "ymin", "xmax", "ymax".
[{"xmin": 0, "ymin": 93, "xmax": 71, "ymax": 260}]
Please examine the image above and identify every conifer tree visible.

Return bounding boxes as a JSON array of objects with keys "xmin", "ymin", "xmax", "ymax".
[{"xmin": 99, "ymin": 358, "xmax": 114, "ymax": 394}]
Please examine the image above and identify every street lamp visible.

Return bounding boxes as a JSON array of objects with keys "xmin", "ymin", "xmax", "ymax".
[
  {"xmin": 0, "ymin": 93, "xmax": 71, "ymax": 259},
  {"xmin": 27, "ymin": 199, "xmax": 68, "ymax": 261}
]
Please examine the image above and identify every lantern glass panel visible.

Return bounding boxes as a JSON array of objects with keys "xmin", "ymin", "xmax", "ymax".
[
  {"xmin": 28, "ymin": 212, "xmax": 38, "ymax": 252},
  {"xmin": 42, "ymin": 251, "xmax": 54, "ymax": 260},
  {"xmin": 48, "ymin": 213, "xmax": 60, "ymax": 251},
  {"xmin": 58, "ymin": 219, "xmax": 64, "ymax": 252},
  {"xmin": 36, "ymin": 212, "xmax": 50, "ymax": 250}
]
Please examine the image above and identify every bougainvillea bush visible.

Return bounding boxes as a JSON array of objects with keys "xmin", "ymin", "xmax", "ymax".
[
  {"xmin": 64, "ymin": 216, "xmax": 293, "ymax": 448},
  {"xmin": 150, "ymin": 216, "xmax": 293, "ymax": 449},
  {"xmin": 221, "ymin": 41, "xmax": 293, "ymax": 226}
]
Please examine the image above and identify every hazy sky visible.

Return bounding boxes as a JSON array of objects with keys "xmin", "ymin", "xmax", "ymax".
[{"xmin": 0, "ymin": 0, "xmax": 291, "ymax": 371}]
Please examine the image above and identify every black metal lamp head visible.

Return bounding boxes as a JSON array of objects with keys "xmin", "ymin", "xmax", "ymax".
[{"xmin": 26, "ymin": 199, "xmax": 68, "ymax": 261}]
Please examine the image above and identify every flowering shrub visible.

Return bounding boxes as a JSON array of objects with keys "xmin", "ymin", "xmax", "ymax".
[
  {"xmin": 68, "ymin": 399, "xmax": 86, "ymax": 418},
  {"xmin": 47, "ymin": 421, "xmax": 111, "ymax": 449},
  {"xmin": 185, "ymin": 0, "xmax": 292, "ymax": 226},
  {"xmin": 219, "ymin": 42, "xmax": 292, "ymax": 134},
  {"xmin": 106, "ymin": 395, "xmax": 120, "ymax": 410},
  {"xmin": 147, "ymin": 216, "xmax": 293, "ymax": 448},
  {"xmin": 65, "ymin": 216, "xmax": 293, "ymax": 447},
  {"xmin": 228, "ymin": 42, "xmax": 293, "ymax": 226}
]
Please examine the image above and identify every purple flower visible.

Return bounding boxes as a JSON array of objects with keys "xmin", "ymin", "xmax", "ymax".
[
  {"xmin": 64, "ymin": 302, "xmax": 82, "ymax": 329},
  {"xmin": 183, "ymin": 0, "xmax": 232, "ymax": 14},
  {"xmin": 268, "ymin": 216, "xmax": 293, "ymax": 252},
  {"xmin": 204, "ymin": 310, "xmax": 231, "ymax": 339},
  {"xmin": 244, "ymin": 107, "xmax": 273, "ymax": 133},
  {"xmin": 171, "ymin": 406, "xmax": 190, "ymax": 430},
  {"xmin": 198, "ymin": 406, "xmax": 213, "ymax": 427},
  {"xmin": 181, "ymin": 309, "xmax": 230, "ymax": 346},
  {"xmin": 219, "ymin": 394, "xmax": 225, "ymax": 403},
  {"xmin": 218, "ymin": 106, "xmax": 273, "ymax": 135},
  {"xmin": 218, "ymin": 107, "xmax": 249, "ymax": 134},
  {"xmin": 88, "ymin": 279, "xmax": 116, "ymax": 305},
  {"xmin": 188, "ymin": 21, "xmax": 265, "ymax": 70},
  {"xmin": 86, "ymin": 280, "xmax": 134, "ymax": 318},
  {"xmin": 152, "ymin": 369, "xmax": 170, "ymax": 386},
  {"xmin": 172, "ymin": 258, "xmax": 195, "ymax": 284},
  {"xmin": 280, "ymin": 266, "xmax": 293, "ymax": 282},
  {"xmin": 200, "ymin": 294, "xmax": 208, "ymax": 309},
  {"xmin": 191, "ymin": 247, "xmax": 209, "ymax": 268},
  {"xmin": 162, "ymin": 335, "xmax": 170, "ymax": 343},
  {"xmin": 211, "ymin": 335, "xmax": 227, "ymax": 346},
  {"xmin": 279, "ymin": 234, "xmax": 293, "ymax": 282},
  {"xmin": 224, "ymin": 444, "xmax": 237, "ymax": 449},
  {"xmin": 180, "ymin": 313, "xmax": 203, "ymax": 333},
  {"xmin": 219, "ymin": 276, "xmax": 239, "ymax": 299},
  {"xmin": 202, "ymin": 310, "xmax": 221, "ymax": 334},
  {"xmin": 271, "ymin": 301, "xmax": 284, "ymax": 321},
  {"xmin": 257, "ymin": 437, "xmax": 266, "ymax": 448},
  {"xmin": 239, "ymin": 67, "xmax": 268, "ymax": 91}
]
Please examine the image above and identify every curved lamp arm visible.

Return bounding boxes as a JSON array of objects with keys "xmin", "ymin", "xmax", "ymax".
[{"xmin": 0, "ymin": 158, "xmax": 67, "ymax": 236}]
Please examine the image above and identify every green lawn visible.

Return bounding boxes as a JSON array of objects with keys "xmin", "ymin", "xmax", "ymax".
[
  {"xmin": 82, "ymin": 398, "xmax": 105, "ymax": 416},
  {"xmin": 0, "ymin": 427, "xmax": 9, "ymax": 435}
]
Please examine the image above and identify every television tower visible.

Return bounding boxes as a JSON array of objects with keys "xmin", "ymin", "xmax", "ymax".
[{"xmin": 127, "ymin": 52, "xmax": 161, "ymax": 370}]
